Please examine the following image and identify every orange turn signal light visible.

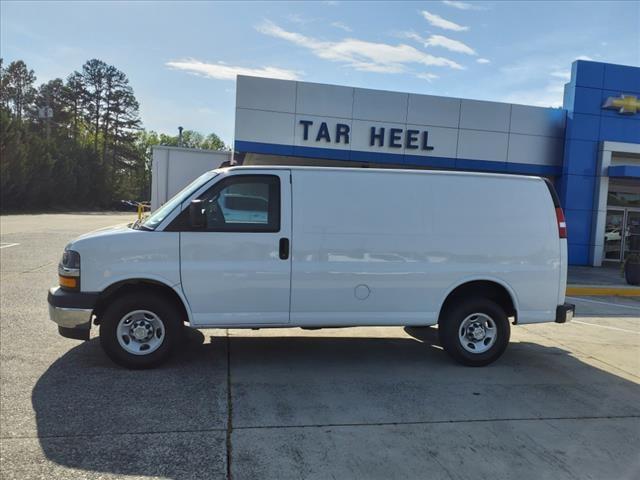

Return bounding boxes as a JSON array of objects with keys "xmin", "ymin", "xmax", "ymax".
[{"xmin": 59, "ymin": 275, "xmax": 78, "ymax": 289}]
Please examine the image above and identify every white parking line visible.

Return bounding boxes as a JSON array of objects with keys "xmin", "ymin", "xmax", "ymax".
[
  {"xmin": 572, "ymin": 320, "xmax": 639, "ymax": 334},
  {"xmin": 0, "ymin": 243, "xmax": 20, "ymax": 249},
  {"xmin": 567, "ymin": 296, "xmax": 640, "ymax": 311}
]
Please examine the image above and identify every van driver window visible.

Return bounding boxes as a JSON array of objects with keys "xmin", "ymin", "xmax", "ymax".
[{"xmin": 199, "ymin": 175, "xmax": 280, "ymax": 232}]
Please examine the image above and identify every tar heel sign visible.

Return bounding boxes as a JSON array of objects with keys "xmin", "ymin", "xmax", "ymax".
[
  {"xmin": 300, "ymin": 120, "xmax": 351, "ymax": 144},
  {"xmin": 298, "ymin": 119, "xmax": 435, "ymax": 151}
]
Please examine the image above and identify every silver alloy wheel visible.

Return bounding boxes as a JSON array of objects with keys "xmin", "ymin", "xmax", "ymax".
[
  {"xmin": 458, "ymin": 313, "xmax": 497, "ymax": 354},
  {"xmin": 116, "ymin": 310, "xmax": 165, "ymax": 356}
]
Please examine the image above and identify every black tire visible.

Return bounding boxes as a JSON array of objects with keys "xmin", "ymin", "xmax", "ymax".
[
  {"xmin": 438, "ymin": 297, "xmax": 510, "ymax": 367},
  {"xmin": 99, "ymin": 292, "xmax": 182, "ymax": 369}
]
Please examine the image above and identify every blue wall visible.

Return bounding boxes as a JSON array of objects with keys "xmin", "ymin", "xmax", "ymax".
[{"xmin": 560, "ymin": 60, "xmax": 640, "ymax": 265}]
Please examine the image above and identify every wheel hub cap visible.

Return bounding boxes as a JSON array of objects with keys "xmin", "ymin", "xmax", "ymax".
[
  {"xmin": 131, "ymin": 321, "xmax": 152, "ymax": 341},
  {"xmin": 459, "ymin": 313, "xmax": 497, "ymax": 354},
  {"xmin": 467, "ymin": 323, "xmax": 486, "ymax": 341},
  {"xmin": 116, "ymin": 310, "xmax": 166, "ymax": 356}
]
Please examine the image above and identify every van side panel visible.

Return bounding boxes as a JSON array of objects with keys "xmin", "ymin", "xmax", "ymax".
[
  {"xmin": 290, "ymin": 170, "xmax": 560, "ymax": 326},
  {"xmin": 291, "ymin": 170, "xmax": 436, "ymax": 325},
  {"xmin": 430, "ymin": 175, "xmax": 560, "ymax": 324}
]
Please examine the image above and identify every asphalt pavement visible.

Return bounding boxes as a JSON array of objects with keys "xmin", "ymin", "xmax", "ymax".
[{"xmin": 1, "ymin": 213, "xmax": 639, "ymax": 479}]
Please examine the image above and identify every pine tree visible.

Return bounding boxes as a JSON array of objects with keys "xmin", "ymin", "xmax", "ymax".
[{"xmin": 2, "ymin": 60, "xmax": 37, "ymax": 120}]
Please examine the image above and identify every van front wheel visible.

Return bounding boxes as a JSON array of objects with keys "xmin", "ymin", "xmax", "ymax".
[
  {"xmin": 439, "ymin": 298, "xmax": 510, "ymax": 366},
  {"xmin": 99, "ymin": 293, "xmax": 182, "ymax": 369}
]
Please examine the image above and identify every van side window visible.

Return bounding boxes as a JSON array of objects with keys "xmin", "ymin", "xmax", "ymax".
[{"xmin": 169, "ymin": 175, "xmax": 280, "ymax": 232}]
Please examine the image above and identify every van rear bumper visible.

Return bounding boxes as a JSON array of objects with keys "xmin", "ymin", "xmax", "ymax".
[{"xmin": 555, "ymin": 303, "xmax": 575, "ymax": 323}]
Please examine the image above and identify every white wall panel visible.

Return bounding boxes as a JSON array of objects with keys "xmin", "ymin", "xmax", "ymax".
[
  {"xmin": 510, "ymin": 104, "xmax": 566, "ymax": 137},
  {"xmin": 236, "ymin": 75, "xmax": 297, "ymax": 113},
  {"xmin": 353, "ymin": 88, "xmax": 408, "ymax": 123},
  {"xmin": 457, "ymin": 129, "xmax": 509, "ymax": 161},
  {"xmin": 460, "ymin": 99, "xmax": 511, "ymax": 132},
  {"xmin": 407, "ymin": 94, "xmax": 460, "ymax": 128},
  {"xmin": 235, "ymin": 108, "xmax": 295, "ymax": 145},
  {"xmin": 296, "ymin": 82, "xmax": 354, "ymax": 118},
  {"xmin": 507, "ymin": 134, "xmax": 563, "ymax": 166},
  {"xmin": 234, "ymin": 77, "xmax": 569, "ymax": 170},
  {"xmin": 151, "ymin": 147, "xmax": 230, "ymax": 210}
]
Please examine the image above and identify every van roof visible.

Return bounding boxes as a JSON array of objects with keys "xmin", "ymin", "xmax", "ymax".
[{"xmin": 219, "ymin": 164, "xmax": 544, "ymax": 182}]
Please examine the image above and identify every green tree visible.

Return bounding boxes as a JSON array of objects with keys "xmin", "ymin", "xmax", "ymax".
[
  {"xmin": 0, "ymin": 58, "xmax": 7, "ymax": 110},
  {"xmin": 0, "ymin": 108, "xmax": 28, "ymax": 207},
  {"xmin": 79, "ymin": 59, "xmax": 106, "ymax": 154},
  {"xmin": 153, "ymin": 129, "xmax": 229, "ymax": 150},
  {"xmin": 0, "ymin": 57, "xmax": 227, "ymax": 212},
  {"xmin": 1, "ymin": 60, "xmax": 36, "ymax": 120},
  {"xmin": 101, "ymin": 65, "xmax": 141, "ymax": 187},
  {"xmin": 36, "ymin": 78, "xmax": 70, "ymax": 132},
  {"xmin": 64, "ymin": 72, "xmax": 85, "ymax": 142},
  {"xmin": 201, "ymin": 132, "xmax": 226, "ymax": 150}
]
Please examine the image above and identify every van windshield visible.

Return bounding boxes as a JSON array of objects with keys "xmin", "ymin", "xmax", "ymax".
[{"xmin": 139, "ymin": 171, "xmax": 218, "ymax": 230}]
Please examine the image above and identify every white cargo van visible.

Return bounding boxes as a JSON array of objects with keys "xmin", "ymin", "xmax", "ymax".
[{"xmin": 48, "ymin": 166, "xmax": 574, "ymax": 368}]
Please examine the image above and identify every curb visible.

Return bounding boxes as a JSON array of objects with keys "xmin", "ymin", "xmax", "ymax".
[{"xmin": 566, "ymin": 285, "xmax": 640, "ymax": 297}]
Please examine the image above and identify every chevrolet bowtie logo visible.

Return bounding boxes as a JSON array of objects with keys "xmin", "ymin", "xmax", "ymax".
[{"xmin": 602, "ymin": 94, "xmax": 639, "ymax": 115}]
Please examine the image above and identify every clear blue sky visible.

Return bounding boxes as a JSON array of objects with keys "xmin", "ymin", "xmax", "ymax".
[{"xmin": 2, "ymin": 1, "xmax": 638, "ymax": 144}]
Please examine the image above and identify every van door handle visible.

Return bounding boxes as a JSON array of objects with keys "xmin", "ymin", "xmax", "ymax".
[{"xmin": 279, "ymin": 238, "xmax": 289, "ymax": 260}]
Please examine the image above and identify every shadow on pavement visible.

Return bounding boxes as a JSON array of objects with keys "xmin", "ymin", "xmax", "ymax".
[
  {"xmin": 30, "ymin": 328, "xmax": 640, "ymax": 479},
  {"xmin": 29, "ymin": 329, "xmax": 228, "ymax": 479}
]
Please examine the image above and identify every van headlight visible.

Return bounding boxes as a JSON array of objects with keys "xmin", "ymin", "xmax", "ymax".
[{"xmin": 59, "ymin": 249, "xmax": 80, "ymax": 291}]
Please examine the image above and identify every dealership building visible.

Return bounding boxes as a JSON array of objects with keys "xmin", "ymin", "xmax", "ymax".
[{"xmin": 226, "ymin": 60, "xmax": 640, "ymax": 267}]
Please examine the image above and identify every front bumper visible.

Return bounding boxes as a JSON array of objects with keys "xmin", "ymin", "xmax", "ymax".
[
  {"xmin": 555, "ymin": 303, "xmax": 575, "ymax": 323},
  {"xmin": 48, "ymin": 287, "xmax": 99, "ymax": 340}
]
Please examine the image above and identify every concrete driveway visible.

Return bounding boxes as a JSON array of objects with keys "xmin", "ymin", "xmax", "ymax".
[{"xmin": 1, "ymin": 214, "xmax": 639, "ymax": 479}]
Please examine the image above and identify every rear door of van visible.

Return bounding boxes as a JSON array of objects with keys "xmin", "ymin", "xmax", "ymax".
[{"xmin": 543, "ymin": 179, "xmax": 568, "ymax": 307}]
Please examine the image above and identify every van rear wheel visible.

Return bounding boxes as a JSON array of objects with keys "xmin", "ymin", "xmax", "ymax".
[
  {"xmin": 99, "ymin": 293, "xmax": 182, "ymax": 369},
  {"xmin": 439, "ymin": 298, "xmax": 510, "ymax": 366}
]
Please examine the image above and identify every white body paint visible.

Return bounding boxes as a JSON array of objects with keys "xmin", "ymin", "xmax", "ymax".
[{"xmin": 68, "ymin": 166, "xmax": 567, "ymax": 328}]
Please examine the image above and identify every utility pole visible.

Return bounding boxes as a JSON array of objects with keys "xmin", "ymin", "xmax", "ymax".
[
  {"xmin": 46, "ymin": 108, "xmax": 51, "ymax": 141},
  {"xmin": 38, "ymin": 94, "xmax": 53, "ymax": 141}
]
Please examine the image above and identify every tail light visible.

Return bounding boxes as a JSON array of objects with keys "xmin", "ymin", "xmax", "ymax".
[
  {"xmin": 556, "ymin": 207, "xmax": 567, "ymax": 239},
  {"xmin": 543, "ymin": 179, "xmax": 567, "ymax": 240}
]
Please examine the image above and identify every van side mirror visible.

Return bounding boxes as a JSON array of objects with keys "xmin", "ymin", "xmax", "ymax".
[{"xmin": 189, "ymin": 199, "xmax": 206, "ymax": 229}]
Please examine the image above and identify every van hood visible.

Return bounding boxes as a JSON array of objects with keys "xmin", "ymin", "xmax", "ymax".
[{"xmin": 68, "ymin": 223, "xmax": 132, "ymax": 248}]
